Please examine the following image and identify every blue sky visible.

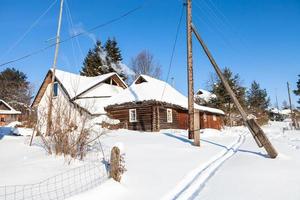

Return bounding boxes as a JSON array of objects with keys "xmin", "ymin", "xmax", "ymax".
[{"xmin": 0, "ymin": 0, "xmax": 299, "ymax": 107}]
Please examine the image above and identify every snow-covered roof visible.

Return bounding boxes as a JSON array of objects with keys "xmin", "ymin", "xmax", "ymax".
[
  {"xmin": 52, "ymin": 69, "xmax": 126, "ymax": 99},
  {"xmin": 195, "ymin": 89, "xmax": 216, "ymax": 102},
  {"xmin": 269, "ymin": 108, "xmax": 291, "ymax": 115},
  {"xmin": 107, "ymin": 75, "xmax": 225, "ymax": 115},
  {"xmin": 0, "ymin": 99, "xmax": 21, "ymax": 115}
]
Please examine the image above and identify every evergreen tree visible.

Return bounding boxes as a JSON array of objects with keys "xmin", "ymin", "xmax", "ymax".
[
  {"xmin": 105, "ymin": 38, "xmax": 122, "ymax": 63},
  {"xmin": 208, "ymin": 67, "xmax": 246, "ymax": 125},
  {"xmin": 80, "ymin": 39, "xmax": 127, "ymax": 81},
  {"xmin": 80, "ymin": 40, "xmax": 107, "ymax": 76},
  {"xmin": 294, "ymin": 74, "xmax": 300, "ymax": 108},
  {"xmin": 0, "ymin": 68, "xmax": 33, "ymax": 112},
  {"xmin": 247, "ymin": 81, "xmax": 270, "ymax": 113}
]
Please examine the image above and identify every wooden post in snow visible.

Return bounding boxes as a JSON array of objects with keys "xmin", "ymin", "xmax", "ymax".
[
  {"xmin": 191, "ymin": 24, "xmax": 278, "ymax": 158},
  {"xmin": 110, "ymin": 146, "xmax": 122, "ymax": 182},
  {"xmin": 194, "ymin": 109, "xmax": 200, "ymax": 146},
  {"xmin": 186, "ymin": 0, "xmax": 195, "ymax": 140}
]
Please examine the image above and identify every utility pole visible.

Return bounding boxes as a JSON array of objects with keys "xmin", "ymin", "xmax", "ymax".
[
  {"xmin": 46, "ymin": 0, "xmax": 64, "ymax": 136},
  {"xmin": 186, "ymin": 0, "xmax": 195, "ymax": 140},
  {"xmin": 192, "ymin": 24, "xmax": 278, "ymax": 158},
  {"xmin": 287, "ymin": 82, "xmax": 298, "ymax": 128}
]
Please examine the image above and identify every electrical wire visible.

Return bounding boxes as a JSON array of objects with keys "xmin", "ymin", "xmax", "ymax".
[
  {"xmin": 0, "ymin": 0, "xmax": 58, "ymax": 61},
  {"xmin": 160, "ymin": 4, "xmax": 185, "ymax": 100},
  {"xmin": 0, "ymin": 2, "xmax": 146, "ymax": 67}
]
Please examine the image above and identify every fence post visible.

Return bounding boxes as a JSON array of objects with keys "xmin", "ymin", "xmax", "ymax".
[{"xmin": 110, "ymin": 146, "xmax": 122, "ymax": 182}]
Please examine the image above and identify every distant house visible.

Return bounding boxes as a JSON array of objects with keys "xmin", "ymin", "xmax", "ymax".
[
  {"xmin": 105, "ymin": 75, "xmax": 225, "ymax": 132},
  {"xmin": 0, "ymin": 99, "xmax": 21, "ymax": 126},
  {"xmin": 31, "ymin": 69, "xmax": 127, "ymax": 132},
  {"xmin": 194, "ymin": 89, "xmax": 216, "ymax": 105}
]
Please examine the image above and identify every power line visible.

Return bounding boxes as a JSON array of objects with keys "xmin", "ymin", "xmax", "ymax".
[
  {"xmin": 161, "ymin": 4, "xmax": 185, "ymax": 100},
  {"xmin": 0, "ymin": 2, "xmax": 145, "ymax": 67},
  {"xmin": 65, "ymin": 0, "xmax": 84, "ymax": 68},
  {"xmin": 0, "ymin": 0, "xmax": 58, "ymax": 61}
]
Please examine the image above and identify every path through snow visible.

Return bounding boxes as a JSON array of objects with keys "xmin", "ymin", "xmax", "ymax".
[
  {"xmin": 162, "ymin": 129, "xmax": 248, "ymax": 200},
  {"xmin": 191, "ymin": 122, "xmax": 300, "ymax": 200}
]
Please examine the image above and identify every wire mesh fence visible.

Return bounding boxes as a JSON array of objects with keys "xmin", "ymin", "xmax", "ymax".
[{"xmin": 0, "ymin": 162, "xmax": 109, "ymax": 200}]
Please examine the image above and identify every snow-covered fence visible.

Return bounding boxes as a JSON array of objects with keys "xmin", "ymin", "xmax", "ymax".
[{"xmin": 0, "ymin": 163, "xmax": 108, "ymax": 200}]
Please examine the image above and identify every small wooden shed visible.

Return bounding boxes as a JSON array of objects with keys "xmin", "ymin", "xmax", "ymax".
[
  {"xmin": 0, "ymin": 99, "xmax": 21, "ymax": 126},
  {"xmin": 105, "ymin": 75, "xmax": 224, "ymax": 132}
]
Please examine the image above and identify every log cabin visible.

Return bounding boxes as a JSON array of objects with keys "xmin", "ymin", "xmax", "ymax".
[
  {"xmin": 105, "ymin": 75, "xmax": 224, "ymax": 132},
  {"xmin": 0, "ymin": 99, "xmax": 21, "ymax": 126}
]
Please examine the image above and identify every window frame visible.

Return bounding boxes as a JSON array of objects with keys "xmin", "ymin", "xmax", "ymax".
[
  {"xmin": 213, "ymin": 115, "xmax": 217, "ymax": 121},
  {"xmin": 53, "ymin": 82, "xmax": 58, "ymax": 97},
  {"xmin": 129, "ymin": 109, "xmax": 137, "ymax": 122},
  {"xmin": 167, "ymin": 108, "xmax": 173, "ymax": 123},
  {"xmin": 0, "ymin": 117, "xmax": 5, "ymax": 122},
  {"xmin": 203, "ymin": 113, "xmax": 207, "ymax": 121}
]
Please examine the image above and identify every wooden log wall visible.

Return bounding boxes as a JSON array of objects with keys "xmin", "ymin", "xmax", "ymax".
[
  {"xmin": 107, "ymin": 105, "xmax": 153, "ymax": 131},
  {"xmin": 159, "ymin": 107, "xmax": 181, "ymax": 130},
  {"xmin": 200, "ymin": 112, "xmax": 223, "ymax": 130}
]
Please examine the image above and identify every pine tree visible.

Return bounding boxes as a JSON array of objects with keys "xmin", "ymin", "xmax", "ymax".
[
  {"xmin": 80, "ymin": 40, "xmax": 107, "ymax": 76},
  {"xmin": 105, "ymin": 38, "xmax": 122, "ymax": 63},
  {"xmin": 0, "ymin": 68, "xmax": 32, "ymax": 112},
  {"xmin": 294, "ymin": 74, "xmax": 300, "ymax": 108},
  {"xmin": 208, "ymin": 67, "xmax": 246, "ymax": 125},
  {"xmin": 247, "ymin": 81, "xmax": 270, "ymax": 113},
  {"xmin": 80, "ymin": 39, "xmax": 128, "ymax": 81}
]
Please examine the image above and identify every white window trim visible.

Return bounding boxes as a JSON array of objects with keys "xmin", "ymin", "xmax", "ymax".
[
  {"xmin": 213, "ymin": 115, "xmax": 217, "ymax": 121},
  {"xmin": 129, "ymin": 109, "xmax": 137, "ymax": 122},
  {"xmin": 167, "ymin": 108, "xmax": 173, "ymax": 123},
  {"xmin": 53, "ymin": 82, "xmax": 58, "ymax": 97},
  {"xmin": 203, "ymin": 113, "xmax": 207, "ymax": 121}
]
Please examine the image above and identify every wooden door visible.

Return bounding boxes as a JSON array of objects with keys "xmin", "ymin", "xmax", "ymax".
[{"xmin": 178, "ymin": 112, "xmax": 188, "ymax": 129}]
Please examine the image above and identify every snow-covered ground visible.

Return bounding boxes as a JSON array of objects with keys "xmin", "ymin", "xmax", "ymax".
[
  {"xmin": 193, "ymin": 122, "xmax": 300, "ymax": 200},
  {"xmin": 1, "ymin": 121, "xmax": 300, "ymax": 200},
  {"xmin": 0, "ymin": 128, "xmax": 83, "ymax": 185}
]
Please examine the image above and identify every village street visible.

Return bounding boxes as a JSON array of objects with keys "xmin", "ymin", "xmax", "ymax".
[{"xmin": 192, "ymin": 124, "xmax": 300, "ymax": 200}]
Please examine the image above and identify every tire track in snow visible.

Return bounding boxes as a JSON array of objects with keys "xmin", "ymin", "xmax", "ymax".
[{"xmin": 162, "ymin": 132, "xmax": 247, "ymax": 200}]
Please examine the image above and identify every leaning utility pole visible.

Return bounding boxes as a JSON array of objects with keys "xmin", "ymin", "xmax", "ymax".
[
  {"xmin": 46, "ymin": 0, "xmax": 64, "ymax": 136},
  {"xmin": 287, "ymin": 82, "xmax": 298, "ymax": 128},
  {"xmin": 186, "ymin": 0, "xmax": 195, "ymax": 140},
  {"xmin": 192, "ymin": 24, "xmax": 278, "ymax": 158}
]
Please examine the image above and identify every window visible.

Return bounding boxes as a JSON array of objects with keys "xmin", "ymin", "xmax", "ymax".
[
  {"xmin": 53, "ymin": 82, "xmax": 58, "ymax": 97},
  {"xmin": 129, "ymin": 109, "xmax": 137, "ymax": 122},
  {"xmin": 203, "ymin": 113, "xmax": 207, "ymax": 121},
  {"xmin": 167, "ymin": 109, "xmax": 173, "ymax": 123},
  {"xmin": 0, "ymin": 117, "xmax": 5, "ymax": 122},
  {"xmin": 213, "ymin": 115, "xmax": 217, "ymax": 121}
]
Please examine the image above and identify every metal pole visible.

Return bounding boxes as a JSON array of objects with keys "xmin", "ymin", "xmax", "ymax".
[
  {"xmin": 46, "ymin": 0, "xmax": 64, "ymax": 135},
  {"xmin": 186, "ymin": 0, "xmax": 195, "ymax": 140},
  {"xmin": 192, "ymin": 24, "xmax": 278, "ymax": 158}
]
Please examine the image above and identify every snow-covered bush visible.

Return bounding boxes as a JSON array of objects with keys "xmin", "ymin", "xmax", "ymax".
[{"xmin": 35, "ymin": 94, "xmax": 105, "ymax": 160}]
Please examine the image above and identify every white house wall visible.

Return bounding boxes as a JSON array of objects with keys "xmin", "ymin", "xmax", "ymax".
[{"xmin": 37, "ymin": 83, "xmax": 93, "ymax": 134}]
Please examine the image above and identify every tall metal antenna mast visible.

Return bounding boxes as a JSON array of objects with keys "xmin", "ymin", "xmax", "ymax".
[{"xmin": 46, "ymin": 0, "xmax": 64, "ymax": 135}]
